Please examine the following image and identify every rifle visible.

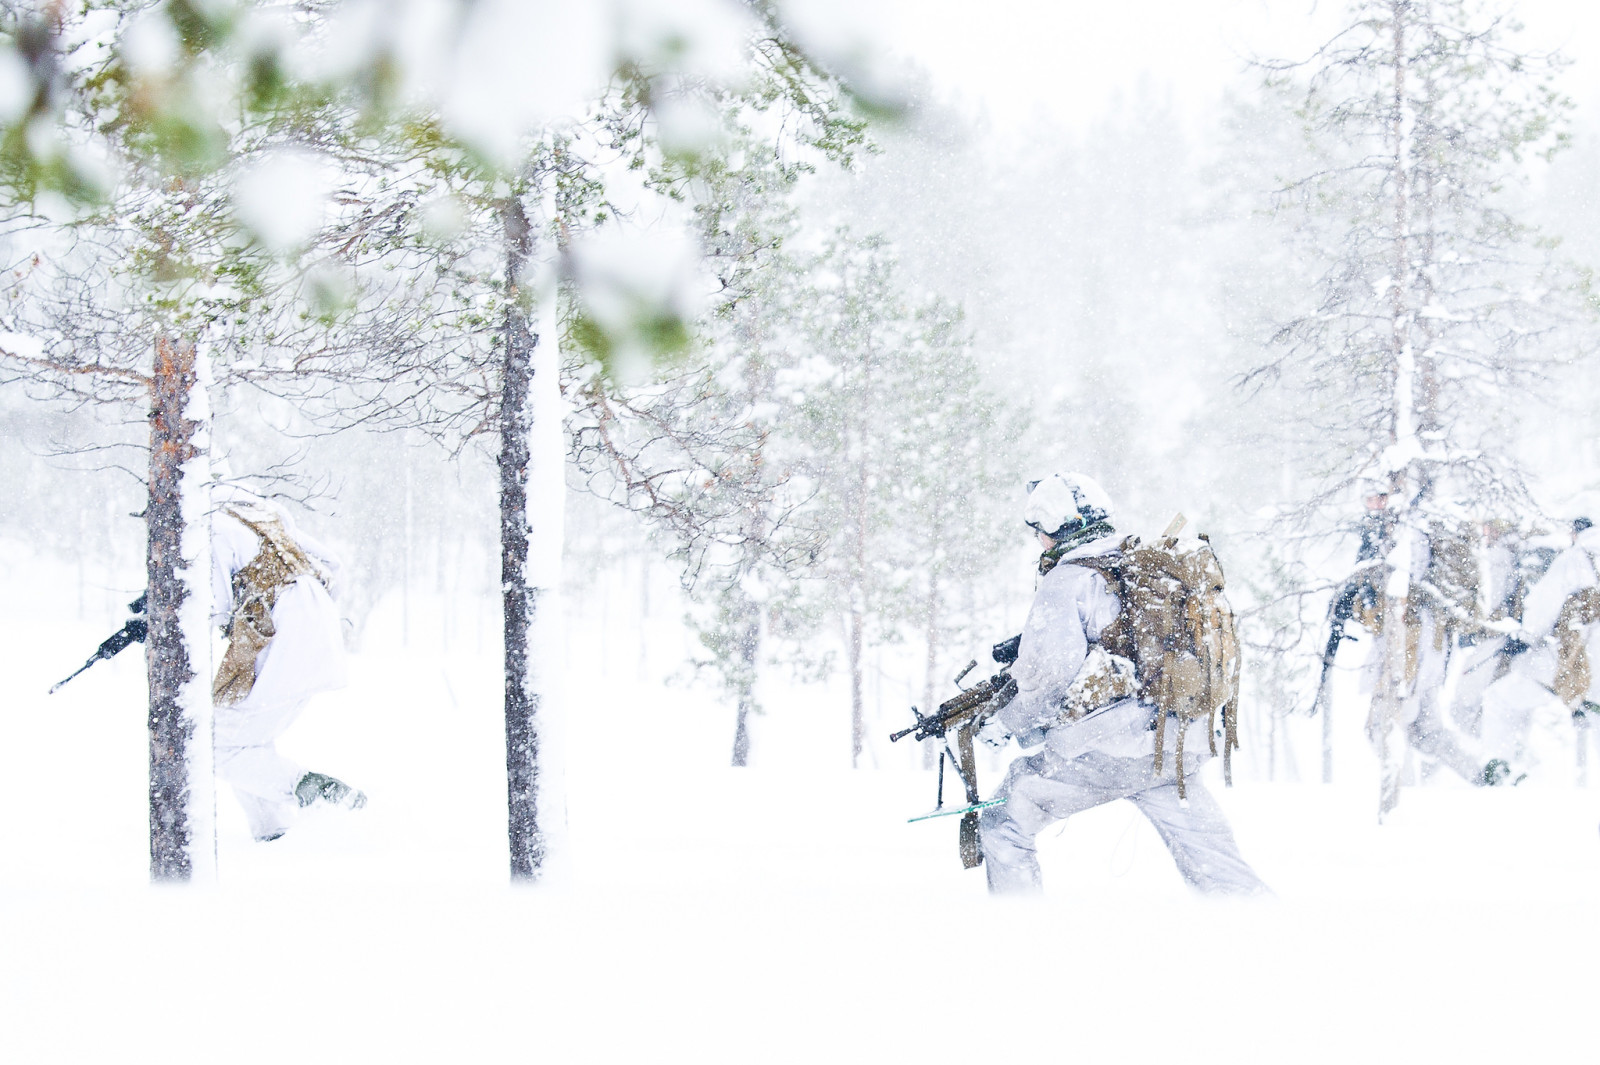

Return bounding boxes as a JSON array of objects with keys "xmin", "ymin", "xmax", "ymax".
[
  {"xmin": 890, "ymin": 636, "xmax": 1020, "ymax": 870},
  {"xmin": 49, "ymin": 593, "xmax": 148, "ymax": 694},
  {"xmin": 1309, "ymin": 570, "xmax": 1385, "ymax": 717}
]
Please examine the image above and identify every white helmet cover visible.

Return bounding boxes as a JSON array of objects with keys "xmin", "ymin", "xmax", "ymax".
[{"xmin": 1024, "ymin": 472, "xmax": 1114, "ymax": 539}]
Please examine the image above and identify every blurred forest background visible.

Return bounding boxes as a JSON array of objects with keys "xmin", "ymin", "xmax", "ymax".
[{"xmin": 4, "ymin": 0, "xmax": 1598, "ymax": 785}]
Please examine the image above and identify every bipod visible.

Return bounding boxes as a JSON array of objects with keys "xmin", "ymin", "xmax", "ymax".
[{"xmin": 908, "ymin": 798, "xmax": 1006, "ymax": 823}]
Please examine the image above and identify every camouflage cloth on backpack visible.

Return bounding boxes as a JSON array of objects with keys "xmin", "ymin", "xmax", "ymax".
[
  {"xmin": 1048, "ymin": 533, "xmax": 1242, "ymax": 798},
  {"xmin": 1407, "ymin": 518, "xmax": 1482, "ymax": 650},
  {"xmin": 1360, "ymin": 519, "xmax": 1484, "ymax": 695},
  {"xmin": 1553, "ymin": 588, "xmax": 1600, "ymax": 708},
  {"xmin": 212, "ymin": 505, "xmax": 325, "ymax": 707}
]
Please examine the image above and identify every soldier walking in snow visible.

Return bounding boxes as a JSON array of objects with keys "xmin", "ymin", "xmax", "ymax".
[
  {"xmin": 1474, "ymin": 517, "xmax": 1600, "ymax": 782},
  {"xmin": 1356, "ymin": 505, "xmax": 1490, "ymax": 790},
  {"xmin": 1445, "ymin": 520, "xmax": 1559, "ymax": 750},
  {"xmin": 211, "ymin": 487, "xmax": 366, "ymax": 841},
  {"xmin": 976, "ymin": 473, "xmax": 1267, "ymax": 895}
]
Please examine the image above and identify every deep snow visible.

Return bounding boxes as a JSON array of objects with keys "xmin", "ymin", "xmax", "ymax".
[{"xmin": 4, "ymin": 539, "xmax": 1598, "ymax": 1063}]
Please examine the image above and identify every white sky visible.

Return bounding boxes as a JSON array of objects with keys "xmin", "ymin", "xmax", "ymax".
[{"xmin": 846, "ymin": 0, "xmax": 1600, "ymax": 133}]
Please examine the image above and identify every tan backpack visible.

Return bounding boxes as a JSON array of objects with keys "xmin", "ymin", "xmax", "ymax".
[
  {"xmin": 1412, "ymin": 518, "xmax": 1482, "ymax": 643},
  {"xmin": 1553, "ymin": 587, "xmax": 1600, "ymax": 708},
  {"xmin": 212, "ymin": 505, "xmax": 323, "ymax": 706},
  {"xmin": 1071, "ymin": 530, "xmax": 1242, "ymax": 797}
]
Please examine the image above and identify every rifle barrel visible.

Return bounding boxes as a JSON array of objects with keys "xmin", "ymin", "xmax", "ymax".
[
  {"xmin": 48, "ymin": 661, "xmax": 94, "ymax": 694},
  {"xmin": 48, "ymin": 618, "xmax": 147, "ymax": 695}
]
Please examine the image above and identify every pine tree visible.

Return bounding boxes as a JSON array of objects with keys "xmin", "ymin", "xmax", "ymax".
[
  {"xmin": 778, "ymin": 231, "xmax": 1017, "ymax": 767},
  {"xmin": 241, "ymin": 17, "xmax": 870, "ymax": 868},
  {"xmin": 0, "ymin": 0, "xmax": 359, "ymax": 879},
  {"xmin": 895, "ymin": 301, "xmax": 1022, "ymax": 765},
  {"xmin": 1253, "ymin": 0, "xmax": 1580, "ymax": 815}
]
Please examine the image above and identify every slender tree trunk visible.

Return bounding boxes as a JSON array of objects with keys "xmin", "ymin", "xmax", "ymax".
[
  {"xmin": 499, "ymin": 195, "xmax": 544, "ymax": 881},
  {"xmin": 1268, "ymin": 706, "xmax": 1279, "ymax": 782},
  {"xmin": 921, "ymin": 565, "xmax": 940, "ymax": 770},
  {"xmin": 848, "ymin": 602, "xmax": 865, "ymax": 768},
  {"xmin": 729, "ymin": 586, "xmax": 760, "ymax": 767},
  {"xmin": 1389, "ymin": 0, "xmax": 1411, "ymax": 448},
  {"xmin": 146, "ymin": 336, "xmax": 215, "ymax": 881},
  {"xmin": 730, "ymin": 699, "xmax": 752, "ymax": 767},
  {"xmin": 1576, "ymin": 714, "xmax": 1590, "ymax": 787},
  {"xmin": 848, "ymin": 389, "xmax": 872, "ymax": 768},
  {"xmin": 1375, "ymin": 1, "xmax": 1414, "ymax": 823},
  {"xmin": 1378, "ymin": 526, "xmax": 1413, "ymax": 821},
  {"xmin": 402, "ymin": 457, "xmax": 413, "ymax": 646},
  {"xmin": 1322, "ymin": 694, "xmax": 1334, "ymax": 784}
]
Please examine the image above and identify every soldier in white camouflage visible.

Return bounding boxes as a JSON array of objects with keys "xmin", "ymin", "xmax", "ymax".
[
  {"xmin": 1358, "ymin": 511, "xmax": 1492, "ymax": 788},
  {"xmin": 976, "ymin": 473, "xmax": 1267, "ymax": 895},
  {"xmin": 211, "ymin": 486, "xmax": 366, "ymax": 842},
  {"xmin": 1474, "ymin": 517, "xmax": 1600, "ymax": 781}
]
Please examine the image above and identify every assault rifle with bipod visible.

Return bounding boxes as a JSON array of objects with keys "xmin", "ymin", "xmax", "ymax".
[{"xmin": 890, "ymin": 635, "xmax": 1020, "ymax": 869}]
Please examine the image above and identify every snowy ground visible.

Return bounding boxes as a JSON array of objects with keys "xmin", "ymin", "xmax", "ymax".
[{"xmin": 4, "ymin": 540, "xmax": 1599, "ymax": 1062}]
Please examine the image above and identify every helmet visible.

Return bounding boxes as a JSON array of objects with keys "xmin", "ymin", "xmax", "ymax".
[{"xmin": 1024, "ymin": 472, "xmax": 1113, "ymax": 541}]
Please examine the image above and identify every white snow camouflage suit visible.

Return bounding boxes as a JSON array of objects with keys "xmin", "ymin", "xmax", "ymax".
[
  {"xmin": 979, "ymin": 532, "xmax": 1267, "ymax": 895},
  {"xmin": 1358, "ymin": 530, "xmax": 1485, "ymax": 786},
  {"xmin": 1475, "ymin": 527, "xmax": 1600, "ymax": 773},
  {"xmin": 211, "ymin": 498, "xmax": 348, "ymax": 840}
]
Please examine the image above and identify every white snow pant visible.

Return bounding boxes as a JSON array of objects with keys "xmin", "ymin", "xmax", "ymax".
[
  {"xmin": 1364, "ymin": 619, "xmax": 1483, "ymax": 785},
  {"xmin": 1404, "ymin": 697, "xmax": 1485, "ymax": 785},
  {"xmin": 1449, "ymin": 637, "xmax": 1510, "ymax": 738},
  {"xmin": 1479, "ymin": 647, "xmax": 1560, "ymax": 770},
  {"xmin": 213, "ymin": 693, "xmax": 311, "ymax": 840},
  {"xmin": 979, "ymin": 749, "xmax": 1267, "ymax": 895}
]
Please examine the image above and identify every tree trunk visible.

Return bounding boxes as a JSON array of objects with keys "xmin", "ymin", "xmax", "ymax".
[
  {"xmin": 730, "ymin": 700, "xmax": 752, "ymax": 768},
  {"xmin": 1377, "ymin": 525, "xmax": 1413, "ymax": 821},
  {"xmin": 402, "ymin": 455, "xmax": 413, "ymax": 646},
  {"xmin": 848, "ymin": 603, "xmax": 865, "ymax": 768},
  {"xmin": 499, "ymin": 195, "xmax": 544, "ymax": 881},
  {"xmin": 921, "ymin": 565, "xmax": 940, "ymax": 770},
  {"xmin": 145, "ymin": 336, "xmax": 215, "ymax": 882},
  {"xmin": 729, "ymin": 586, "xmax": 760, "ymax": 768},
  {"xmin": 1322, "ymin": 692, "xmax": 1334, "ymax": 784},
  {"xmin": 1375, "ymin": 1, "xmax": 1413, "ymax": 823},
  {"xmin": 1268, "ymin": 705, "xmax": 1279, "ymax": 782},
  {"xmin": 848, "ymin": 411, "xmax": 871, "ymax": 768}
]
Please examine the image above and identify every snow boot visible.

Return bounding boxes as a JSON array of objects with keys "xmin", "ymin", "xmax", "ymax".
[
  {"xmin": 1479, "ymin": 759, "xmax": 1526, "ymax": 787},
  {"xmin": 295, "ymin": 771, "xmax": 367, "ymax": 810}
]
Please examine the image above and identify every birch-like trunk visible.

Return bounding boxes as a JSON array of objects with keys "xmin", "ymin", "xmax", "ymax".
[{"xmin": 145, "ymin": 336, "xmax": 215, "ymax": 882}]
